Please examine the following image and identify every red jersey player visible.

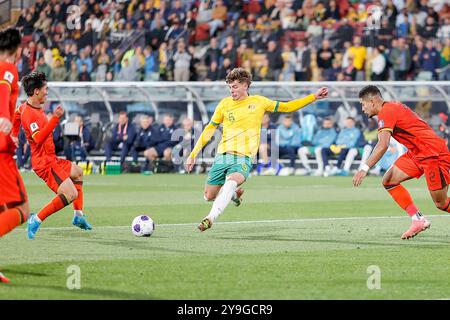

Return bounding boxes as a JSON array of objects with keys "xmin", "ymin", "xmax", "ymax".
[
  {"xmin": 0, "ymin": 28, "xmax": 30, "ymax": 283},
  {"xmin": 353, "ymin": 85, "xmax": 450, "ymax": 239},
  {"xmin": 17, "ymin": 72, "xmax": 92, "ymax": 239}
]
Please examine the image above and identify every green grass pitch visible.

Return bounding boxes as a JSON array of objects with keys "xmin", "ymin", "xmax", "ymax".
[{"xmin": 1, "ymin": 173, "xmax": 450, "ymax": 299}]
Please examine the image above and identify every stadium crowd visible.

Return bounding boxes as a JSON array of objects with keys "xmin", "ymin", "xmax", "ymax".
[{"xmin": 12, "ymin": 0, "xmax": 450, "ymax": 83}]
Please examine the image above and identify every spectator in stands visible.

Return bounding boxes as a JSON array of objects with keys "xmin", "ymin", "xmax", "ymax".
[
  {"xmin": 158, "ymin": 42, "xmax": 170, "ymax": 81},
  {"xmin": 378, "ymin": 18, "xmax": 395, "ymax": 48},
  {"xmin": 218, "ymin": 57, "xmax": 232, "ymax": 80},
  {"xmin": 370, "ymin": 46, "xmax": 388, "ymax": 80},
  {"xmin": 184, "ymin": 10, "xmax": 197, "ymax": 45},
  {"xmin": 133, "ymin": 114, "xmax": 158, "ymax": 172},
  {"xmin": 266, "ymin": 40, "xmax": 284, "ymax": 81},
  {"xmin": 115, "ymin": 58, "xmax": 135, "ymax": 81},
  {"xmin": 209, "ymin": 0, "xmax": 227, "ymax": 37},
  {"xmin": 145, "ymin": 114, "xmax": 178, "ymax": 171},
  {"xmin": 206, "ymin": 60, "xmax": 220, "ymax": 81},
  {"xmin": 204, "ymin": 37, "xmax": 221, "ymax": 66},
  {"xmin": 342, "ymin": 55, "xmax": 357, "ymax": 81},
  {"xmin": 105, "ymin": 112, "xmax": 137, "ymax": 165},
  {"xmin": 419, "ymin": 15, "xmax": 439, "ymax": 39},
  {"xmin": 36, "ymin": 56, "xmax": 52, "ymax": 80},
  {"xmin": 346, "ymin": 36, "xmax": 366, "ymax": 80},
  {"xmin": 227, "ymin": 0, "xmax": 243, "ymax": 23},
  {"xmin": 173, "ymin": 41, "xmax": 192, "ymax": 81},
  {"xmin": 317, "ymin": 39, "xmax": 335, "ymax": 80},
  {"xmin": 294, "ymin": 39, "xmax": 311, "ymax": 81},
  {"xmin": 324, "ymin": 59, "xmax": 342, "ymax": 81},
  {"xmin": 221, "ymin": 35, "xmax": 238, "ymax": 68},
  {"xmin": 51, "ymin": 58, "xmax": 67, "ymax": 81},
  {"xmin": 34, "ymin": 10, "xmax": 52, "ymax": 35},
  {"xmin": 321, "ymin": 117, "xmax": 361, "ymax": 176},
  {"xmin": 297, "ymin": 117, "xmax": 337, "ymax": 176},
  {"xmin": 417, "ymin": 39, "xmax": 441, "ymax": 80},
  {"xmin": 437, "ymin": 17, "xmax": 450, "ymax": 41},
  {"xmin": 280, "ymin": 44, "xmax": 296, "ymax": 81},
  {"xmin": 64, "ymin": 43, "xmax": 79, "ymax": 71},
  {"xmin": 68, "ymin": 60, "xmax": 79, "ymax": 81},
  {"xmin": 76, "ymin": 49, "xmax": 93, "ymax": 74},
  {"xmin": 389, "ymin": 37, "xmax": 412, "ymax": 80},
  {"xmin": 257, "ymin": 113, "xmax": 278, "ymax": 175},
  {"xmin": 65, "ymin": 115, "xmax": 94, "ymax": 161},
  {"xmin": 277, "ymin": 114, "xmax": 301, "ymax": 175},
  {"xmin": 8, "ymin": 0, "xmax": 449, "ymax": 85},
  {"xmin": 78, "ymin": 63, "xmax": 92, "ymax": 81},
  {"xmin": 143, "ymin": 46, "xmax": 159, "ymax": 81}
]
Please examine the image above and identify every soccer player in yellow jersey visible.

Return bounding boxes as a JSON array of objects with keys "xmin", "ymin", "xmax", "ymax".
[{"xmin": 185, "ymin": 68, "xmax": 328, "ymax": 231}]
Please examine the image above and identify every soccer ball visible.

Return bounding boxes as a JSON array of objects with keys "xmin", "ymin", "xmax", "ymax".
[{"xmin": 131, "ymin": 215, "xmax": 155, "ymax": 237}]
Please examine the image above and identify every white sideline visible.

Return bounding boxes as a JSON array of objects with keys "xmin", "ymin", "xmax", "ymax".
[{"xmin": 40, "ymin": 214, "xmax": 450, "ymax": 231}]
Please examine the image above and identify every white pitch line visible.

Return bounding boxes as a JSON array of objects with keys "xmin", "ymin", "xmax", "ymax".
[{"xmin": 39, "ymin": 214, "xmax": 450, "ymax": 231}]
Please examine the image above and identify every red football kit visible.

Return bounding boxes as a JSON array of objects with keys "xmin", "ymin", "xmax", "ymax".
[
  {"xmin": 20, "ymin": 102, "xmax": 72, "ymax": 192},
  {"xmin": 377, "ymin": 101, "xmax": 450, "ymax": 191},
  {"xmin": 0, "ymin": 60, "xmax": 27, "ymax": 208}
]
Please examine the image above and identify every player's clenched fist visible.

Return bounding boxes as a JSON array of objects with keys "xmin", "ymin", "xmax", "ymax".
[
  {"xmin": 53, "ymin": 105, "xmax": 64, "ymax": 118},
  {"xmin": 185, "ymin": 156, "xmax": 195, "ymax": 173},
  {"xmin": 314, "ymin": 87, "xmax": 328, "ymax": 100}
]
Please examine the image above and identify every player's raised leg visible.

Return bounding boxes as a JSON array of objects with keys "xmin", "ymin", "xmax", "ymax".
[
  {"xmin": 27, "ymin": 176, "xmax": 78, "ymax": 239},
  {"xmin": 199, "ymin": 172, "xmax": 245, "ymax": 232},
  {"xmin": 70, "ymin": 162, "xmax": 92, "ymax": 230},
  {"xmin": 382, "ymin": 161, "xmax": 430, "ymax": 239}
]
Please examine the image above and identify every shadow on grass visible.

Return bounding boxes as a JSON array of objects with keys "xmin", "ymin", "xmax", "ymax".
[
  {"xmin": 6, "ymin": 283, "xmax": 156, "ymax": 300},
  {"xmin": 0, "ymin": 269, "xmax": 48, "ymax": 277},
  {"xmin": 211, "ymin": 234, "xmax": 450, "ymax": 248}
]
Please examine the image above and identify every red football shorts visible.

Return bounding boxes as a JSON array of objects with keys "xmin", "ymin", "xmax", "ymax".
[
  {"xmin": 34, "ymin": 158, "xmax": 72, "ymax": 193},
  {"xmin": 0, "ymin": 153, "xmax": 28, "ymax": 207},
  {"xmin": 394, "ymin": 151, "xmax": 450, "ymax": 191}
]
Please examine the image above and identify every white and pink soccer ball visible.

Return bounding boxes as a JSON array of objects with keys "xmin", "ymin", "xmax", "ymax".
[{"xmin": 131, "ymin": 215, "xmax": 155, "ymax": 237}]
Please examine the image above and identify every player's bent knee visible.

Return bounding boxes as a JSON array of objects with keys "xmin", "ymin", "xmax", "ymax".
[
  {"xmin": 67, "ymin": 190, "xmax": 78, "ymax": 203},
  {"xmin": 19, "ymin": 202, "xmax": 30, "ymax": 222},
  {"xmin": 203, "ymin": 193, "xmax": 215, "ymax": 201},
  {"xmin": 434, "ymin": 200, "xmax": 448, "ymax": 211}
]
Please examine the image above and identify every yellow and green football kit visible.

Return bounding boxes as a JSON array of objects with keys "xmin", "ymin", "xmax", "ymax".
[{"xmin": 189, "ymin": 94, "xmax": 316, "ymax": 185}]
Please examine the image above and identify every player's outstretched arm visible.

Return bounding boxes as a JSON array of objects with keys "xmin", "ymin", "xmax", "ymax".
[
  {"xmin": 353, "ymin": 130, "xmax": 391, "ymax": 187},
  {"xmin": 185, "ymin": 122, "xmax": 218, "ymax": 173},
  {"xmin": 276, "ymin": 87, "xmax": 328, "ymax": 113},
  {"xmin": 31, "ymin": 105, "xmax": 64, "ymax": 145}
]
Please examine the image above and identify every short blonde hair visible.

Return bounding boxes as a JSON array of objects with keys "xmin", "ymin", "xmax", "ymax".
[{"xmin": 225, "ymin": 67, "xmax": 252, "ymax": 87}]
